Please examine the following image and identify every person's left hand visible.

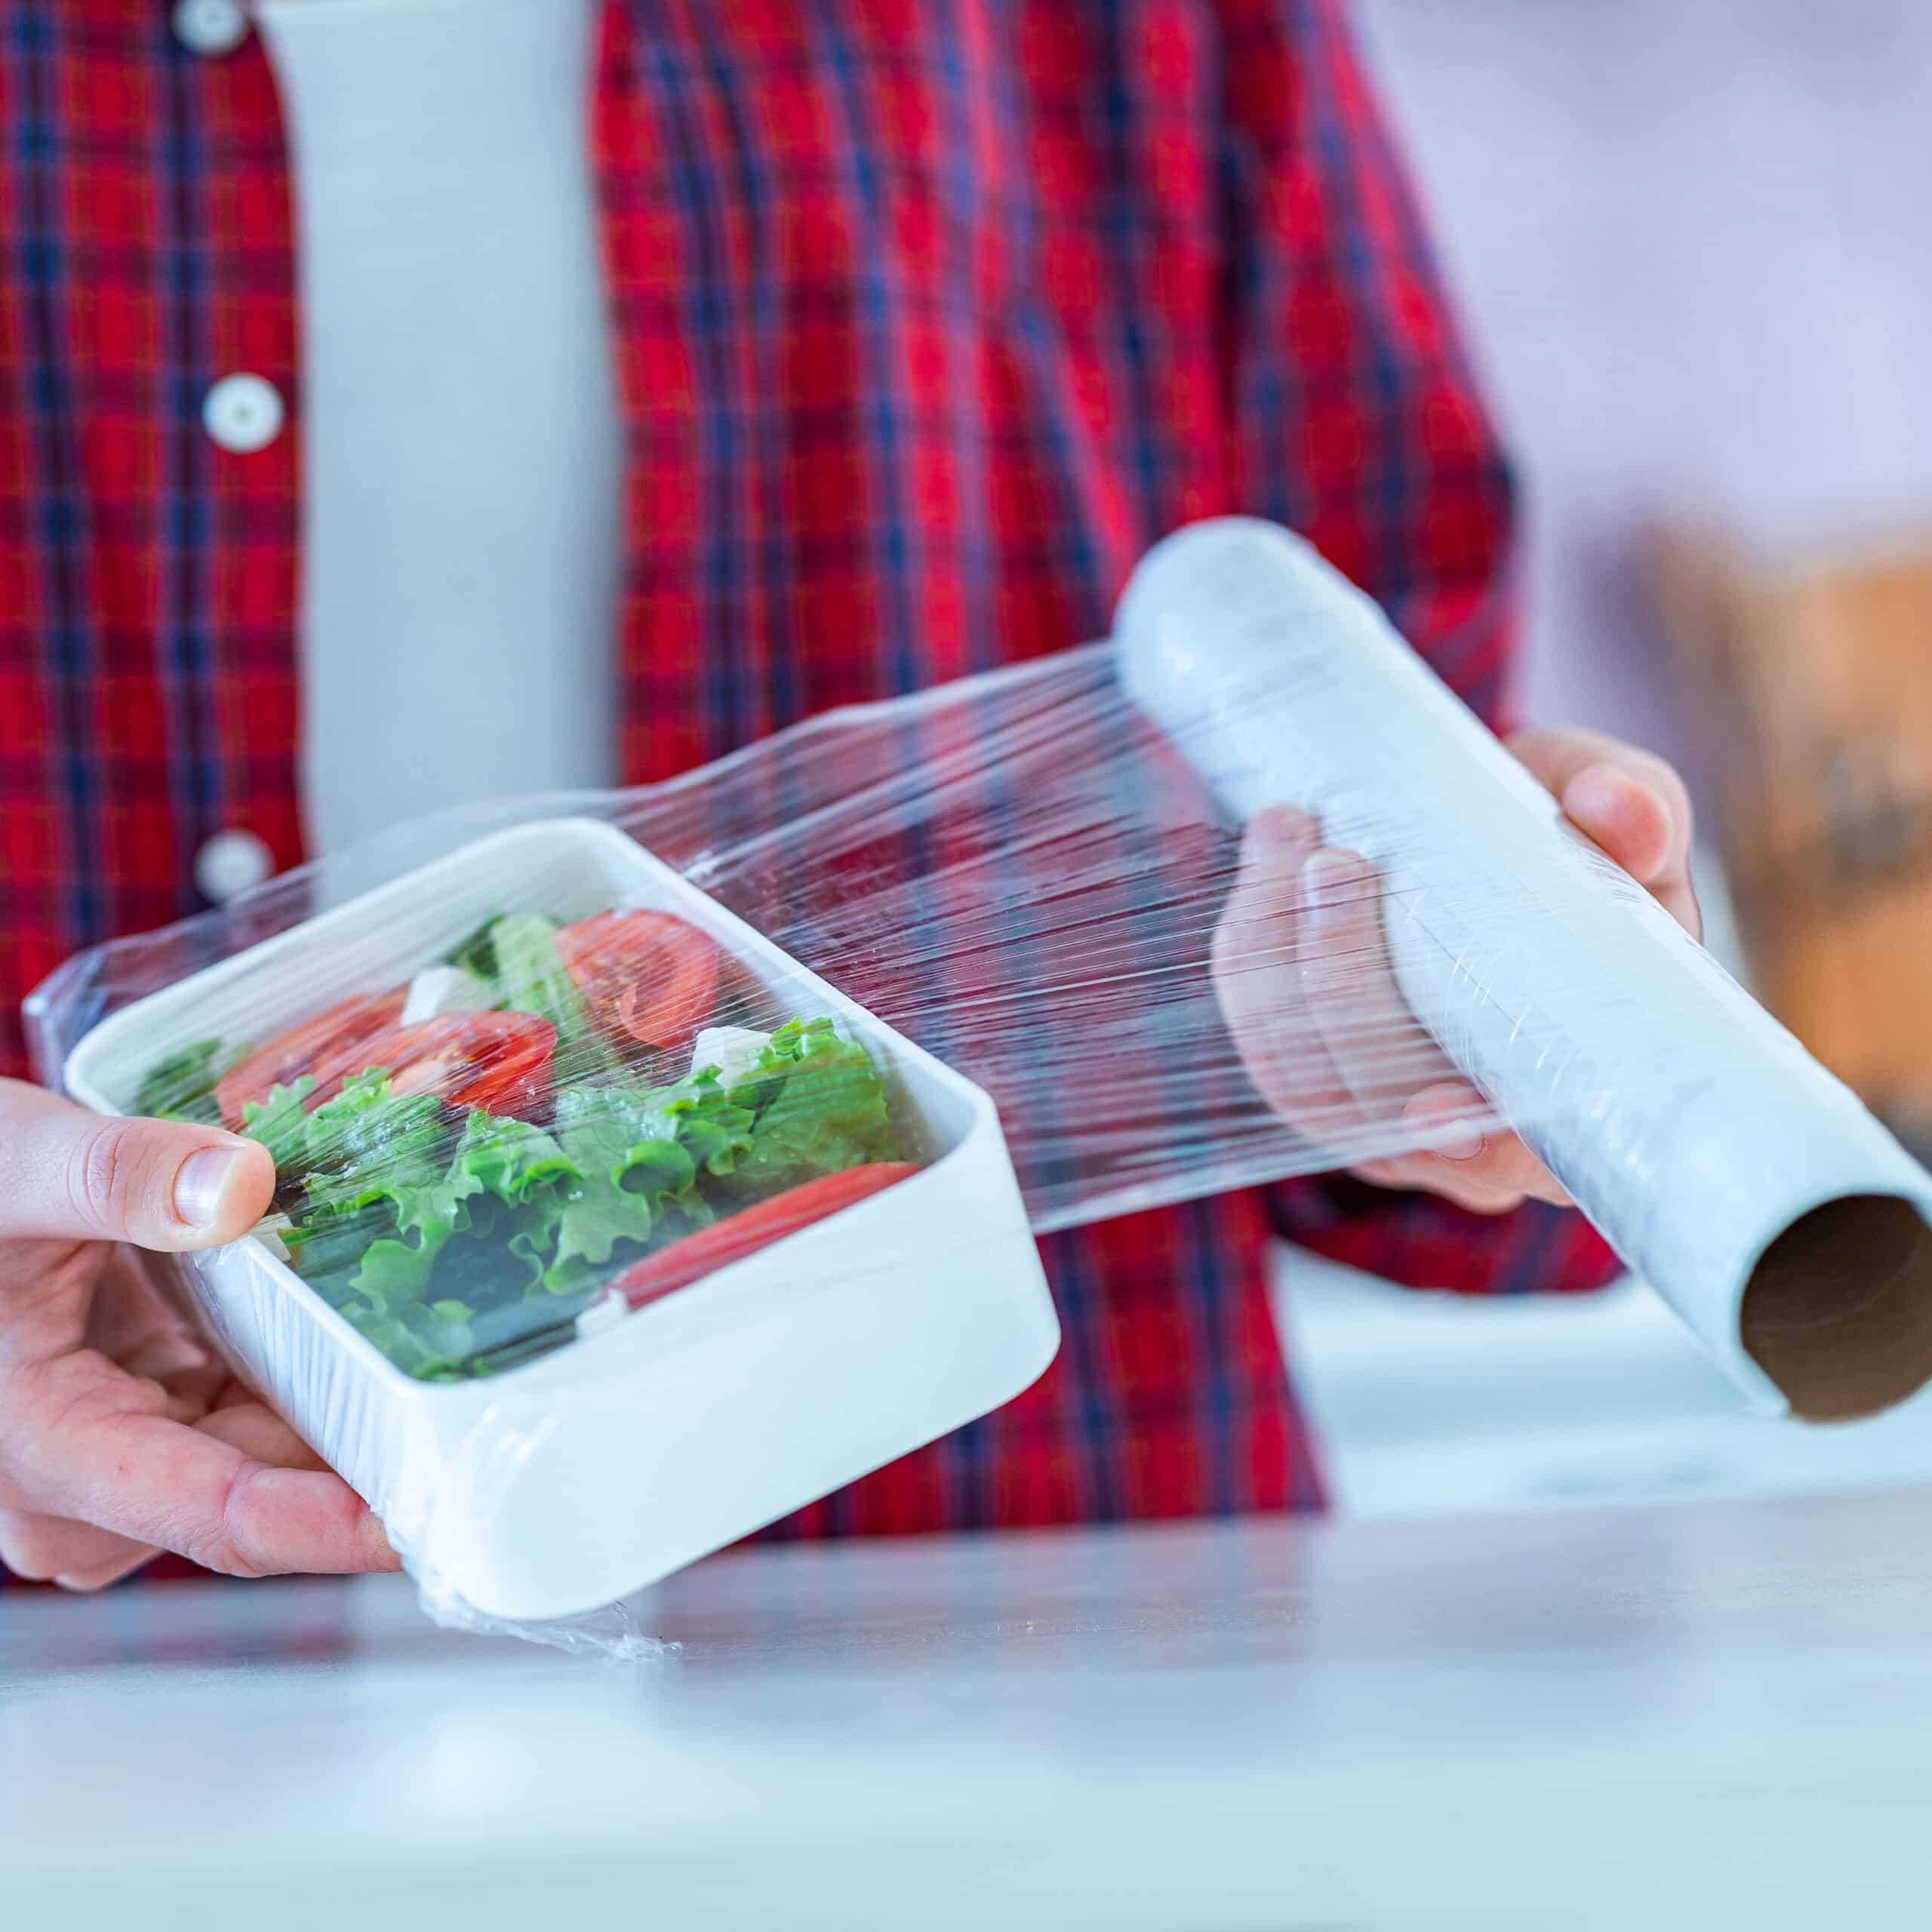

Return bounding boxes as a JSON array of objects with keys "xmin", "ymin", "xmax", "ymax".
[{"xmin": 1211, "ymin": 727, "xmax": 1700, "ymax": 1214}]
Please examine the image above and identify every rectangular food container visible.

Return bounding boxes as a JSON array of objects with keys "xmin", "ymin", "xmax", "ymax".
[{"xmin": 63, "ymin": 818, "xmax": 1060, "ymax": 1623}]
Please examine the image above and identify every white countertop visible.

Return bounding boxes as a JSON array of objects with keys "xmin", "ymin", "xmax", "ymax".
[
  {"xmin": 8, "ymin": 1487, "xmax": 1932, "ymax": 1929},
  {"xmin": 1278, "ymin": 1254, "xmax": 1932, "ymax": 1518}
]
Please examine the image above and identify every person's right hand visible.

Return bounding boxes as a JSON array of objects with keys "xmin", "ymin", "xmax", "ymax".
[
  {"xmin": 1211, "ymin": 728, "xmax": 1699, "ymax": 1214},
  {"xmin": 0, "ymin": 1078, "xmax": 399, "ymax": 1589}
]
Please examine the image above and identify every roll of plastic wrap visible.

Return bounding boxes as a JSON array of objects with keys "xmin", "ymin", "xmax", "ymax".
[{"xmin": 1117, "ymin": 517, "xmax": 1932, "ymax": 1420}]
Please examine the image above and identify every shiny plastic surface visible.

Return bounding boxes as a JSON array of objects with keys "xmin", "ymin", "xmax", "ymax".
[
  {"xmin": 31, "ymin": 514, "xmax": 1932, "ymax": 1643},
  {"xmin": 57, "ymin": 819, "xmax": 1054, "ymax": 1637}
]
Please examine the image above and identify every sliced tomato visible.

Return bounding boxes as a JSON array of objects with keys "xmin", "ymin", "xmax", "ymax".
[
  {"xmin": 217, "ymin": 987, "xmax": 406, "ymax": 1128},
  {"xmin": 554, "ymin": 910, "xmax": 736, "ymax": 1054},
  {"xmin": 312, "ymin": 1011, "xmax": 558, "ymax": 1118},
  {"xmin": 609, "ymin": 1161, "xmax": 921, "ymax": 1309}
]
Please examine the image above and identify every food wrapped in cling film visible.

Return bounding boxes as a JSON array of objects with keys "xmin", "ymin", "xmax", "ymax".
[
  {"xmin": 29, "ymin": 515, "xmax": 1932, "ymax": 1651},
  {"xmin": 48, "ymin": 815, "xmax": 1058, "ymax": 1646}
]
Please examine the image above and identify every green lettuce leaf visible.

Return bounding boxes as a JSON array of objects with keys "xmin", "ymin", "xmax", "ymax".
[
  {"xmin": 657, "ymin": 1066, "xmax": 760, "ymax": 1178},
  {"xmin": 454, "ymin": 1109, "xmax": 579, "ymax": 1202},
  {"xmin": 301, "ymin": 1069, "xmax": 450, "ymax": 1211},
  {"xmin": 134, "ymin": 1038, "xmax": 235, "ymax": 1126},
  {"xmin": 445, "ymin": 1112, "xmax": 583, "ymax": 1297},
  {"xmin": 337, "ymin": 1107, "xmax": 592, "ymax": 1311},
  {"xmin": 718, "ymin": 1018, "xmax": 901, "ymax": 1194},
  {"xmin": 239, "ymin": 1076, "xmax": 315, "ymax": 1173},
  {"xmin": 340, "ymin": 1296, "xmax": 477, "ymax": 1380},
  {"xmin": 243, "ymin": 986, "xmax": 903, "ymax": 1382},
  {"xmin": 281, "ymin": 1071, "xmax": 466, "ymax": 1304},
  {"xmin": 543, "ymin": 1073, "xmax": 749, "ymax": 1289},
  {"xmin": 283, "ymin": 1202, "xmax": 390, "ymax": 1304},
  {"xmin": 348, "ymin": 1224, "xmax": 451, "ymax": 1312},
  {"xmin": 443, "ymin": 909, "xmax": 527, "ymax": 984},
  {"xmin": 487, "ymin": 912, "xmax": 617, "ymax": 1079}
]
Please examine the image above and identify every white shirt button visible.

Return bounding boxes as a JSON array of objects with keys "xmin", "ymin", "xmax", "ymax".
[
  {"xmin": 202, "ymin": 374, "xmax": 285, "ymax": 454},
  {"xmin": 195, "ymin": 829, "xmax": 275, "ymax": 904},
  {"xmin": 172, "ymin": 0, "xmax": 250, "ymax": 58}
]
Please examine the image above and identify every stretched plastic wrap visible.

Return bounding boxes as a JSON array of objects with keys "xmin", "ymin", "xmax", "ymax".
[
  {"xmin": 50, "ymin": 818, "xmax": 1057, "ymax": 1641},
  {"xmin": 29, "ymin": 515, "xmax": 1932, "ymax": 1648},
  {"xmin": 1117, "ymin": 520, "xmax": 1932, "ymax": 1423}
]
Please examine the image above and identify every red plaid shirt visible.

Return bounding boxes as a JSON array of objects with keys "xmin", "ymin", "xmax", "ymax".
[{"xmin": 0, "ymin": 0, "xmax": 1617, "ymax": 1573}]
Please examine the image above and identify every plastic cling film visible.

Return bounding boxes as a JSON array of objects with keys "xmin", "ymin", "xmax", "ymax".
[
  {"xmin": 1115, "ymin": 518, "xmax": 1932, "ymax": 1424},
  {"xmin": 43, "ymin": 819, "xmax": 1057, "ymax": 1638},
  {"xmin": 27, "ymin": 514, "xmax": 1932, "ymax": 1646}
]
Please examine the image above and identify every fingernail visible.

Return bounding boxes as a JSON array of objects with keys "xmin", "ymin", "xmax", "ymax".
[
  {"xmin": 174, "ymin": 1146, "xmax": 242, "ymax": 1229},
  {"xmin": 1429, "ymin": 1120, "xmax": 1487, "ymax": 1162},
  {"xmin": 358, "ymin": 1511, "xmax": 402, "ymax": 1571},
  {"xmin": 1300, "ymin": 851, "xmax": 1361, "ymax": 921},
  {"xmin": 1564, "ymin": 765, "xmax": 1626, "ymax": 826},
  {"xmin": 1249, "ymin": 806, "xmax": 1312, "ymax": 851},
  {"xmin": 143, "ymin": 1331, "xmax": 213, "ymax": 1381}
]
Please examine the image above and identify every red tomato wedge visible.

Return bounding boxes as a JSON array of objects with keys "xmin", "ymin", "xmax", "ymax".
[
  {"xmin": 610, "ymin": 1161, "xmax": 921, "ymax": 1309},
  {"xmin": 217, "ymin": 988, "xmax": 406, "ymax": 1128},
  {"xmin": 311, "ymin": 1011, "xmax": 558, "ymax": 1118},
  {"xmin": 553, "ymin": 910, "xmax": 732, "ymax": 1054}
]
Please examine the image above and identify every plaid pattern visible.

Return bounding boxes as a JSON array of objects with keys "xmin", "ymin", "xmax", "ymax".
[{"xmin": 0, "ymin": 0, "xmax": 1618, "ymax": 1582}]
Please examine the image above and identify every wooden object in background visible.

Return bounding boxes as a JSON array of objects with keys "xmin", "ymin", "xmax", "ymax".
[{"xmin": 1654, "ymin": 531, "xmax": 1932, "ymax": 1134}]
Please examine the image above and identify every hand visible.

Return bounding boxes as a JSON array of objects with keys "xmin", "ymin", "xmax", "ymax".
[
  {"xmin": 1212, "ymin": 728, "xmax": 1700, "ymax": 1214},
  {"xmin": 0, "ymin": 1080, "xmax": 400, "ymax": 1589}
]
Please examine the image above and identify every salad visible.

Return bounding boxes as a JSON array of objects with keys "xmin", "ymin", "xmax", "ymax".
[{"xmin": 131, "ymin": 909, "xmax": 918, "ymax": 1380}]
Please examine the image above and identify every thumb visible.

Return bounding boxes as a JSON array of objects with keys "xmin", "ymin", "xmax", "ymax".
[{"xmin": 0, "ymin": 1078, "xmax": 275, "ymax": 1251}]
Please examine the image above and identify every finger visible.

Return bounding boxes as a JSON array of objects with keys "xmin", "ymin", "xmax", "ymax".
[
  {"xmin": 8, "ymin": 1355, "xmax": 399, "ymax": 1577},
  {"xmin": 1560, "ymin": 762, "xmax": 1678, "ymax": 884},
  {"xmin": 1294, "ymin": 849, "xmax": 1457, "ymax": 1144},
  {"xmin": 1354, "ymin": 1149, "xmax": 1531, "ymax": 1215},
  {"xmin": 55, "ymin": 1545, "xmax": 160, "ymax": 1592},
  {"xmin": 1563, "ymin": 768, "xmax": 1703, "ymax": 938},
  {"xmin": 1213, "ymin": 809, "xmax": 1375, "ymax": 1146},
  {"xmin": 1507, "ymin": 728, "xmax": 1701, "ymax": 937},
  {"xmin": 0, "ymin": 1506, "xmax": 155, "ymax": 1589},
  {"xmin": 1507, "ymin": 725, "xmax": 1694, "ymax": 863},
  {"xmin": 84, "ymin": 1247, "xmax": 215, "ymax": 1386},
  {"xmin": 0, "ymin": 1078, "xmax": 275, "ymax": 1251},
  {"xmin": 195, "ymin": 1399, "xmax": 332, "ymax": 1474},
  {"xmin": 1397, "ymin": 1081, "xmax": 1574, "ymax": 1208},
  {"xmin": 5, "ymin": 1241, "xmax": 220, "ymax": 1400}
]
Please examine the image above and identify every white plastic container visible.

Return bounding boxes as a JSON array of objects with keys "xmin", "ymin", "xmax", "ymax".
[{"xmin": 64, "ymin": 818, "xmax": 1060, "ymax": 1622}]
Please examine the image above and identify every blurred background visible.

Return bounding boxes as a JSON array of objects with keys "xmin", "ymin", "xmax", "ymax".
[{"xmin": 1282, "ymin": 0, "xmax": 1932, "ymax": 1520}]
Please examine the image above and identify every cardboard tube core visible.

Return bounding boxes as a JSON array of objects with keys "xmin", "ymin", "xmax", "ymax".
[{"xmin": 1741, "ymin": 1195, "xmax": 1932, "ymax": 1420}]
